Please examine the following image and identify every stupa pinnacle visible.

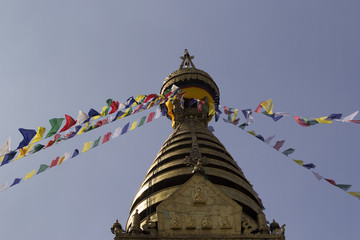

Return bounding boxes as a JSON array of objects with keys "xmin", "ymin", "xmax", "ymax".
[{"xmin": 111, "ymin": 50, "xmax": 285, "ymax": 239}]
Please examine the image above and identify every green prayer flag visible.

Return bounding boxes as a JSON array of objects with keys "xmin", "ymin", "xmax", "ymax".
[
  {"xmin": 282, "ymin": 148, "xmax": 295, "ymax": 156},
  {"xmin": 104, "ymin": 99, "xmax": 113, "ymax": 116},
  {"xmin": 138, "ymin": 116, "xmax": 147, "ymax": 127},
  {"xmin": 33, "ymin": 144, "xmax": 45, "ymax": 153},
  {"xmin": 36, "ymin": 164, "xmax": 49, "ymax": 174},
  {"xmin": 239, "ymin": 123, "xmax": 248, "ymax": 130},
  {"xmin": 93, "ymin": 137, "xmax": 101, "ymax": 148},
  {"xmin": 336, "ymin": 184, "xmax": 352, "ymax": 191},
  {"xmin": 45, "ymin": 118, "xmax": 64, "ymax": 138}
]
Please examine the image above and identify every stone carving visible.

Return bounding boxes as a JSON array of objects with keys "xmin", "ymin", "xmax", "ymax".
[
  {"xmin": 273, "ymin": 223, "xmax": 286, "ymax": 236},
  {"xmin": 201, "ymin": 215, "xmax": 212, "ymax": 229},
  {"xmin": 185, "ymin": 215, "xmax": 196, "ymax": 229},
  {"xmin": 269, "ymin": 219, "xmax": 280, "ymax": 234},
  {"xmin": 128, "ymin": 209, "xmax": 141, "ymax": 234},
  {"xmin": 193, "ymin": 187, "xmax": 206, "ymax": 204},
  {"xmin": 111, "ymin": 219, "xmax": 125, "ymax": 237},
  {"xmin": 220, "ymin": 216, "xmax": 232, "ymax": 229},
  {"xmin": 242, "ymin": 217, "xmax": 257, "ymax": 234},
  {"xmin": 170, "ymin": 214, "xmax": 182, "ymax": 230}
]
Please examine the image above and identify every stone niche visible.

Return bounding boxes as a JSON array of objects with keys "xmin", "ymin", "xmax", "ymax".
[{"xmin": 156, "ymin": 174, "xmax": 243, "ymax": 235}]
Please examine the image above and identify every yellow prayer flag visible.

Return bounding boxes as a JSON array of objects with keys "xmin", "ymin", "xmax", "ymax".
[
  {"xmin": 24, "ymin": 169, "xmax": 36, "ymax": 180},
  {"xmin": 0, "ymin": 155, "xmax": 4, "ymax": 165},
  {"xmin": 314, "ymin": 117, "xmax": 332, "ymax": 124},
  {"xmin": 58, "ymin": 155, "xmax": 66, "ymax": 165},
  {"xmin": 292, "ymin": 159, "xmax": 304, "ymax": 166},
  {"xmin": 77, "ymin": 122, "xmax": 89, "ymax": 135},
  {"xmin": 82, "ymin": 141, "xmax": 92, "ymax": 153},
  {"xmin": 247, "ymin": 131, "xmax": 256, "ymax": 136},
  {"xmin": 94, "ymin": 106, "xmax": 108, "ymax": 119},
  {"xmin": 261, "ymin": 99, "xmax": 273, "ymax": 115},
  {"xmin": 208, "ymin": 103, "xmax": 215, "ymax": 116},
  {"xmin": 130, "ymin": 121, "xmax": 138, "ymax": 131},
  {"xmin": 15, "ymin": 144, "xmax": 34, "ymax": 161},
  {"xmin": 31, "ymin": 127, "xmax": 46, "ymax": 144},
  {"xmin": 232, "ymin": 109, "xmax": 239, "ymax": 122},
  {"xmin": 134, "ymin": 95, "xmax": 146, "ymax": 106},
  {"xmin": 348, "ymin": 192, "xmax": 360, "ymax": 199}
]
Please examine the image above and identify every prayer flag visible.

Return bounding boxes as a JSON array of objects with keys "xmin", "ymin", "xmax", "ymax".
[
  {"xmin": 1, "ymin": 151, "xmax": 17, "ymax": 166},
  {"xmin": 239, "ymin": 123, "xmax": 248, "ymax": 130},
  {"xmin": 17, "ymin": 128, "xmax": 37, "ymax": 149},
  {"xmin": 31, "ymin": 127, "xmax": 46, "ymax": 144},
  {"xmin": 208, "ymin": 126, "xmax": 215, "ymax": 132},
  {"xmin": 293, "ymin": 160, "xmax": 304, "ymax": 166},
  {"xmin": 247, "ymin": 131, "xmax": 256, "ymax": 136},
  {"xmin": 72, "ymin": 149, "xmax": 79, "ymax": 158},
  {"xmin": 112, "ymin": 127, "xmax": 122, "ymax": 139},
  {"xmin": 215, "ymin": 105, "xmax": 222, "ymax": 122},
  {"xmin": 263, "ymin": 112, "xmax": 283, "ymax": 121},
  {"xmin": 0, "ymin": 182, "xmax": 7, "ymax": 192},
  {"xmin": 46, "ymin": 118, "xmax": 65, "ymax": 138},
  {"xmin": 93, "ymin": 137, "xmax": 101, "ymax": 148},
  {"xmin": 77, "ymin": 122, "xmax": 89, "ymax": 135},
  {"xmin": 241, "ymin": 109, "xmax": 254, "ymax": 124},
  {"xmin": 336, "ymin": 184, "xmax": 352, "ymax": 191},
  {"xmin": 24, "ymin": 169, "xmax": 36, "ymax": 180},
  {"xmin": 208, "ymin": 102, "xmax": 215, "ymax": 116},
  {"xmin": 0, "ymin": 138, "xmax": 11, "ymax": 156},
  {"xmin": 147, "ymin": 112, "xmax": 155, "ymax": 123},
  {"xmin": 60, "ymin": 114, "xmax": 77, "ymax": 132},
  {"xmin": 294, "ymin": 116, "xmax": 310, "ymax": 127},
  {"xmin": 274, "ymin": 112, "xmax": 290, "ymax": 118},
  {"xmin": 10, "ymin": 178, "xmax": 21, "ymax": 187},
  {"xmin": 50, "ymin": 157, "xmax": 59, "ymax": 168},
  {"xmin": 138, "ymin": 116, "xmax": 146, "ymax": 127},
  {"xmin": 232, "ymin": 118, "xmax": 240, "ymax": 125},
  {"xmin": 254, "ymin": 102, "xmax": 264, "ymax": 113},
  {"xmin": 109, "ymin": 101, "xmax": 119, "ymax": 114},
  {"xmin": 232, "ymin": 109, "xmax": 239, "ymax": 123},
  {"xmin": 348, "ymin": 192, "xmax": 360, "ymax": 199},
  {"xmin": 135, "ymin": 95, "xmax": 146, "ymax": 105},
  {"xmin": 265, "ymin": 135, "xmax": 275, "ymax": 145},
  {"xmin": 82, "ymin": 141, "xmax": 92, "ymax": 153},
  {"xmin": 273, "ymin": 140, "xmax": 285, "ymax": 151},
  {"xmin": 15, "ymin": 144, "xmax": 33, "ymax": 160},
  {"xmin": 113, "ymin": 110, "xmax": 124, "ymax": 121},
  {"xmin": 144, "ymin": 94, "xmax": 159, "ymax": 103},
  {"xmin": 302, "ymin": 163, "xmax": 316, "ymax": 169},
  {"xmin": 45, "ymin": 134, "xmax": 61, "ymax": 148},
  {"xmin": 340, "ymin": 111, "xmax": 358, "ymax": 122},
  {"xmin": 312, "ymin": 171, "xmax": 322, "ymax": 180},
  {"xmin": 349, "ymin": 120, "xmax": 360, "ymax": 124},
  {"xmin": 66, "ymin": 125, "xmax": 82, "ymax": 139},
  {"xmin": 125, "ymin": 97, "xmax": 136, "ymax": 108},
  {"xmin": 256, "ymin": 135, "xmax": 265, "ymax": 142},
  {"xmin": 261, "ymin": 99, "xmax": 273, "ymax": 114},
  {"xmin": 326, "ymin": 113, "xmax": 342, "ymax": 120},
  {"xmin": 155, "ymin": 108, "xmax": 161, "ymax": 119},
  {"xmin": 130, "ymin": 121, "xmax": 138, "ymax": 131},
  {"xmin": 87, "ymin": 108, "xmax": 100, "ymax": 120},
  {"xmin": 76, "ymin": 110, "xmax": 89, "ymax": 125},
  {"xmin": 324, "ymin": 178, "xmax": 336, "ymax": 186},
  {"xmin": 121, "ymin": 122, "xmax": 130, "ymax": 135},
  {"xmin": 58, "ymin": 155, "xmax": 66, "ymax": 165},
  {"xmin": 282, "ymin": 148, "xmax": 295, "ymax": 156},
  {"xmin": 102, "ymin": 132, "xmax": 112, "ymax": 144},
  {"xmin": 36, "ymin": 164, "xmax": 49, "ymax": 174},
  {"xmin": 33, "ymin": 144, "xmax": 44, "ymax": 153},
  {"xmin": 314, "ymin": 117, "xmax": 332, "ymax": 124}
]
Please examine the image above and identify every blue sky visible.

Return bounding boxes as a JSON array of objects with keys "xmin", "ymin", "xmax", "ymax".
[{"xmin": 0, "ymin": 1, "xmax": 359, "ymax": 240}]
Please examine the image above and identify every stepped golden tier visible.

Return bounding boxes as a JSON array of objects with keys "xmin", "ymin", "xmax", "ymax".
[{"xmin": 111, "ymin": 50, "xmax": 285, "ymax": 240}]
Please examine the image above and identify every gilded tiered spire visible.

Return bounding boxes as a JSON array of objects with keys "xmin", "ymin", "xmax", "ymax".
[{"xmin": 112, "ymin": 50, "xmax": 285, "ymax": 240}]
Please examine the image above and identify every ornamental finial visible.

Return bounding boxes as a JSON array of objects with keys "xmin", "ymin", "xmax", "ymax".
[{"xmin": 180, "ymin": 49, "xmax": 196, "ymax": 69}]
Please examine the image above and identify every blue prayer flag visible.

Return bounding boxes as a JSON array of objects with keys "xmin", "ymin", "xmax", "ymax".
[
  {"xmin": 302, "ymin": 163, "xmax": 316, "ymax": 169},
  {"xmin": 17, "ymin": 128, "xmax": 37, "ymax": 149},
  {"xmin": 71, "ymin": 149, "xmax": 79, "ymax": 158},
  {"xmin": 1, "ymin": 151, "xmax": 17, "ymax": 166},
  {"xmin": 10, "ymin": 178, "xmax": 21, "ymax": 187},
  {"xmin": 121, "ymin": 122, "xmax": 130, "ymax": 135}
]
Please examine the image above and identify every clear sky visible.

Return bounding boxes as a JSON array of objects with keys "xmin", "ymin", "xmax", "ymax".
[{"xmin": 0, "ymin": 1, "xmax": 359, "ymax": 240}]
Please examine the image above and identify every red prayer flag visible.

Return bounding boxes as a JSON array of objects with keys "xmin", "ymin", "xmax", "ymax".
[
  {"xmin": 324, "ymin": 178, "xmax": 337, "ymax": 186},
  {"xmin": 147, "ymin": 112, "xmax": 155, "ymax": 123},
  {"xmin": 349, "ymin": 120, "xmax": 360, "ymax": 124},
  {"xmin": 254, "ymin": 101, "xmax": 264, "ymax": 113},
  {"xmin": 50, "ymin": 157, "xmax": 59, "ymax": 168},
  {"xmin": 294, "ymin": 116, "xmax": 310, "ymax": 127},
  {"xmin": 60, "ymin": 114, "xmax": 77, "ymax": 132},
  {"xmin": 102, "ymin": 132, "xmax": 112, "ymax": 144},
  {"xmin": 109, "ymin": 101, "xmax": 119, "ymax": 114},
  {"xmin": 45, "ymin": 134, "xmax": 61, "ymax": 148},
  {"xmin": 273, "ymin": 140, "xmax": 285, "ymax": 151},
  {"xmin": 144, "ymin": 94, "xmax": 158, "ymax": 103}
]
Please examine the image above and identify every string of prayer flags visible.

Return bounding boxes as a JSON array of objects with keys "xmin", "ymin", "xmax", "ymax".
[
  {"xmin": 46, "ymin": 118, "xmax": 65, "ymax": 138},
  {"xmin": 1, "ymin": 110, "xmax": 164, "ymax": 192}
]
